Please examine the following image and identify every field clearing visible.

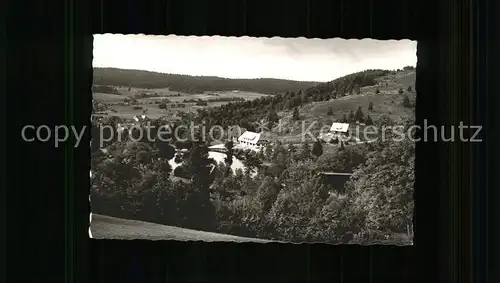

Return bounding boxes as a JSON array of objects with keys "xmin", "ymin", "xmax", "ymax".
[
  {"xmin": 139, "ymin": 90, "xmax": 269, "ymax": 102},
  {"xmin": 91, "ymin": 214, "xmax": 271, "ymax": 242},
  {"xmin": 97, "ymin": 86, "xmax": 270, "ymax": 101},
  {"xmin": 105, "ymin": 102, "xmax": 233, "ymax": 120},
  {"xmin": 94, "ymin": 87, "xmax": 271, "ymax": 121},
  {"xmin": 209, "ymin": 90, "xmax": 271, "ymax": 99},
  {"xmin": 93, "ymin": 92, "xmax": 126, "ymax": 102},
  {"xmin": 111, "ymin": 86, "xmax": 188, "ymax": 97}
]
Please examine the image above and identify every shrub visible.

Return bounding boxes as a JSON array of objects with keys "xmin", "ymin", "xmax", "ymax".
[
  {"xmin": 195, "ymin": 99, "xmax": 208, "ymax": 106},
  {"xmin": 402, "ymin": 95, "xmax": 412, "ymax": 108},
  {"xmin": 173, "ymin": 166, "xmax": 190, "ymax": 179},
  {"xmin": 327, "ymin": 107, "xmax": 334, "ymax": 116},
  {"xmin": 292, "ymin": 107, "xmax": 300, "ymax": 120},
  {"xmin": 92, "ymin": 85, "xmax": 120, "ymax": 94}
]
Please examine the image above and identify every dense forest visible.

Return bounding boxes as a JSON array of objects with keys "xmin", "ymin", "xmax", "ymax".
[
  {"xmin": 93, "ymin": 68, "xmax": 321, "ymax": 94},
  {"xmin": 90, "ymin": 116, "xmax": 414, "ymax": 244}
]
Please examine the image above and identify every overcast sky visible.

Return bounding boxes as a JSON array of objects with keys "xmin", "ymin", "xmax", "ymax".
[{"xmin": 93, "ymin": 34, "xmax": 416, "ymax": 82}]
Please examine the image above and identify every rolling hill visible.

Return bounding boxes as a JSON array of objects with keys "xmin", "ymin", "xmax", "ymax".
[
  {"xmin": 272, "ymin": 70, "xmax": 416, "ymax": 139},
  {"xmin": 90, "ymin": 214, "xmax": 271, "ymax": 242},
  {"xmin": 92, "ymin": 67, "xmax": 416, "ymax": 141},
  {"xmin": 93, "ymin": 68, "xmax": 321, "ymax": 94},
  {"xmin": 189, "ymin": 68, "xmax": 416, "ymax": 135}
]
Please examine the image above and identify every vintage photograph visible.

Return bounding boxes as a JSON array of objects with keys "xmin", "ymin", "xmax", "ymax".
[{"xmin": 90, "ymin": 34, "xmax": 416, "ymax": 244}]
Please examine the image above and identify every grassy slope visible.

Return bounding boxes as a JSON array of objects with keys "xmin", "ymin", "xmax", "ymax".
[
  {"xmin": 307, "ymin": 71, "xmax": 416, "ymax": 120},
  {"xmin": 274, "ymin": 71, "xmax": 416, "ymax": 142},
  {"xmin": 91, "ymin": 214, "xmax": 271, "ymax": 242}
]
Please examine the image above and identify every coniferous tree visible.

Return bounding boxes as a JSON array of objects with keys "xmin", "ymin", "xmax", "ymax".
[
  {"xmin": 354, "ymin": 86, "xmax": 361, "ymax": 95},
  {"xmin": 312, "ymin": 140, "xmax": 324, "ymax": 158},
  {"xmin": 184, "ymin": 144, "xmax": 216, "ymax": 230},
  {"xmin": 224, "ymin": 140, "xmax": 234, "ymax": 175},
  {"xmin": 267, "ymin": 108, "xmax": 279, "ymax": 129},
  {"xmin": 272, "ymin": 141, "xmax": 284, "ymax": 160},
  {"xmin": 355, "ymin": 106, "xmax": 364, "ymax": 122},
  {"xmin": 264, "ymin": 143, "xmax": 274, "ymax": 160},
  {"xmin": 301, "ymin": 92, "xmax": 309, "ymax": 104},
  {"xmin": 402, "ymin": 95, "xmax": 412, "ymax": 108},
  {"xmin": 292, "ymin": 107, "xmax": 300, "ymax": 120},
  {"xmin": 365, "ymin": 115, "xmax": 374, "ymax": 126},
  {"xmin": 327, "ymin": 107, "xmax": 334, "ymax": 116},
  {"xmin": 348, "ymin": 110, "xmax": 355, "ymax": 122},
  {"xmin": 300, "ymin": 141, "xmax": 311, "ymax": 159}
]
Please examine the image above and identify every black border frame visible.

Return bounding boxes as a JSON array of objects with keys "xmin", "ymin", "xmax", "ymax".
[{"xmin": 4, "ymin": 0, "xmax": 493, "ymax": 281}]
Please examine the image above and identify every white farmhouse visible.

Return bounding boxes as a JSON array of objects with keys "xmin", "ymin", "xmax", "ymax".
[
  {"xmin": 237, "ymin": 131, "xmax": 269, "ymax": 151},
  {"xmin": 330, "ymin": 122, "xmax": 350, "ymax": 138}
]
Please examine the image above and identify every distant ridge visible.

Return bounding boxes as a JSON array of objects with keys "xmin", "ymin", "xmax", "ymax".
[{"xmin": 93, "ymin": 67, "xmax": 321, "ymax": 94}]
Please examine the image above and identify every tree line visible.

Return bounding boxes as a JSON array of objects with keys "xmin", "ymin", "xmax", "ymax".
[{"xmin": 93, "ymin": 68, "xmax": 320, "ymax": 94}]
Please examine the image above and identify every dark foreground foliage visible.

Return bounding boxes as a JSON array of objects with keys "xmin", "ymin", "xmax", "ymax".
[{"xmin": 91, "ymin": 116, "xmax": 414, "ymax": 244}]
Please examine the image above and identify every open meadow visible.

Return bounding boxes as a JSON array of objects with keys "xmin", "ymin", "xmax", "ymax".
[{"xmin": 93, "ymin": 86, "xmax": 272, "ymax": 120}]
